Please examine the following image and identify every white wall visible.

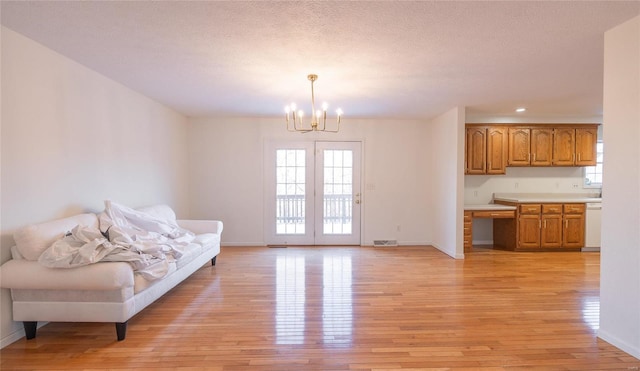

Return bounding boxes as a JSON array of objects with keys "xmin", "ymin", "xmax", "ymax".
[
  {"xmin": 599, "ymin": 15, "xmax": 640, "ymax": 359},
  {"xmin": 0, "ymin": 27, "xmax": 189, "ymax": 347},
  {"xmin": 187, "ymin": 117, "xmax": 432, "ymax": 247},
  {"xmin": 428, "ymin": 107, "xmax": 465, "ymax": 259},
  {"xmin": 465, "ymin": 167, "xmax": 592, "ymax": 205}
]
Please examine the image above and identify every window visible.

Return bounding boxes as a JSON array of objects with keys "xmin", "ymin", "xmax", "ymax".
[{"xmin": 584, "ymin": 141, "xmax": 603, "ymax": 188}]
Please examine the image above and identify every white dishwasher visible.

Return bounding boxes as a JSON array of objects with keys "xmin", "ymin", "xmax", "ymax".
[{"xmin": 585, "ymin": 202, "xmax": 602, "ymax": 249}]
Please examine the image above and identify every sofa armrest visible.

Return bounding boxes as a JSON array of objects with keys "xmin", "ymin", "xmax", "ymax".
[
  {"xmin": 177, "ymin": 220, "xmax": 223, "ymax": 235},
  {"xmin": 0, "ymin": 260, "xmax": 135, "ymax": 290}
]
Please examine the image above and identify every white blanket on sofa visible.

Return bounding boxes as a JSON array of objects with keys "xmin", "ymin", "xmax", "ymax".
[{"xmin": 38, "ymin": 201, "xmax": 195, "ymax": 280}]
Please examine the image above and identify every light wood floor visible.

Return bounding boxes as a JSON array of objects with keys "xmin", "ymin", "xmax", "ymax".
[{"xmin": 2, "ymin": 246, "xmax": 639, "ymax": 370}]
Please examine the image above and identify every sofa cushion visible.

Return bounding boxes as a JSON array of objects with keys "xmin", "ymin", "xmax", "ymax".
[
  {"xmin": 175, "ymin": 242, "xmax": 203, "ymax": 269},
  {"xmin": 13, "ymin": 213, "xmax": 99, "ymax": 261},
  {"xmin": 193, "ymin": 233, "xmax": 220, "ymax": 250},
  {"xmin": 134, "ymin": 260, "xmax": 177, "ymax": 294},
  {"xmin": 0, "ymin": 259, "xmax": 134, "ymax": 290}
]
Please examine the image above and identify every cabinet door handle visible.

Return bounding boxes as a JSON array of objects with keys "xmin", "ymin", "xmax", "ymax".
[
  {"xmin": 565, "ymin": 220, "xmax": 569, "ymax": 228},
  {"xmin": 544, "ymin": 220, "xmax": 547, "ymax": 228},
  {"xmin": 533, "ymin": 153, "xmax": 536, "ymax": 162},
  {"xmin": 578, "ymin": 153, "xmax": 581, "ymax": 162}
]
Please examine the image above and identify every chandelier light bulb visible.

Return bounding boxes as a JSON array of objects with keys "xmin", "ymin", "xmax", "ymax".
[
  {"xmin": 322, "ymin": 102, "xmax": 328, "ymax": 111},
  {"xmin": 291, "ymin": 103, "xmax": 297, "ymax": 111},
  {"xmin": 285, "ymin": 106, "xmax": 290, "ymax": 113},
  {"xmin": 298, "ymin": 110, "xmax": 304, "ymax": 117},
  {"xmin": 336, "ymin": 108, "xmax": 343, "ymax": 116}
]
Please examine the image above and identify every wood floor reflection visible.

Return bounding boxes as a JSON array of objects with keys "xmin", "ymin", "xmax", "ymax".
[{"xmin": 2, "ymin": 246, "xmax": 639, "ymax": 370}]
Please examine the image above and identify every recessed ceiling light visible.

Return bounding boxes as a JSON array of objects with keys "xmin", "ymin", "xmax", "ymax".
[{"xmin": 516, "ymin": 107, "xmax": 526, "ymax": 112}]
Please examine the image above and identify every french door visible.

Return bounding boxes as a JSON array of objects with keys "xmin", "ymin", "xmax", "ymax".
[{"xmin": 265, "ymin": 141, "xmax": 362, "ymax": 245}]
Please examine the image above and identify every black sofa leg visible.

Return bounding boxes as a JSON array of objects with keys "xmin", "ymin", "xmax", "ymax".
[
  {"xmin": 23, "ymin": 321, "xmax": 37, "ymax": 340},
  {"xmin": 211, "ymin": 256, "xmax": 217, "ymax": 266},
  {"xmin": 115, "ymin": 322, "xmax": 127, "ymax": 341}
]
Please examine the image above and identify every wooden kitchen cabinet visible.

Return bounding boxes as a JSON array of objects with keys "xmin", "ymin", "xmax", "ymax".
[
  {"xmin": 563, "ymin": 204, "xmax": 586, "ymax": 248},
  {"xmin": 518, "ymin": 204, "xmax": 541, "ymax": 248},
  {"xmin": 552, "ymin": 127, "xmax": 598, "ymax": 166},
  {"xmin": 494, "ymin": 201, "xmax": 586, "ymax": 251},
  {"xmin": 507, "ymin": 127, "xmax": 553, "ymax": 166},
  {"xmin": 486, "ymin": 127, "xmax": 508, "ymax": 174},
  {"xmin": 541, "ymin": 204, "xmax": 562, "ymax": 248},
  {"xmin": 553, "ymin": 127, "xmax": 576, "ymax": 165},
  {"xmin": 508, "ymin": 128, "xmax": 531, "ymax": 166},
  {"xmin": 575, "ymin": 128, "xmax": 598, "ymax": 166},
  {"xmin": 465, "ymin": 126, "xmax": 507, "ymax": 174},
  {"xmin": 464, "ymin": 211, "xmax": 472, "ymax": 252},
  {"xmin": 466, "ymin": 124, "xmax": 599, "ymax": 174},
  {"xmin": 531, "ymin": 128, "xmax": 553, "ymax": 166},
  {"xmin": 518, "ymin": 214, "xmax": 541, "ymax": 248},
  {"xmin": 466, "ymin": 127, "xmax": 486, "ymax": 174}
]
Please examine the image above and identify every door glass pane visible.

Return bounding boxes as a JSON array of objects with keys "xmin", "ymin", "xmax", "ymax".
[
  {"xmin": 276, "ymin": 149, "xmax": 306, "ymax": 235},
  {"xmin": 323, "ymin": 150, "xmax": 353, "ymax": 235}
]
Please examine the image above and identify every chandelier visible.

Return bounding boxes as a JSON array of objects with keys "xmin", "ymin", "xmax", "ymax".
[{"xmin": 285, "ymin": 74, "xmax": 343, "ymax": 133}]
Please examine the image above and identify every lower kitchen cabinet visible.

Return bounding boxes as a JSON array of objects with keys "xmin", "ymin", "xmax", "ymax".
[
  {"xmin": 541, "ymin": 214, "xmax": 563, "ymax": 248},
  {"xmin": 517, "ymin": 204, "xmax": 542, "ymax": 248},
  {"xmin": 563, "ymin": 204, "xmax": 586, "ymax": 248},
  {"xmin": 464, "ymin": 211, "xmax": 472, "ymax": 252},
  {"xmin": 541, "ymin": 204, "xmax": 563, "ymax": 248},
  {"xmin": 494, "ymin": 202, "xmax": 586, "ymax": 251}
]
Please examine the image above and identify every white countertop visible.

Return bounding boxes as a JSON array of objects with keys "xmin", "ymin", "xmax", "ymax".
[
  {"xmin": 493, "ymin": 193, "xmax": 602, "ymax": 203},
  {"xmin": 464, "ymin": 204, "xmax": 517, "ymax": 211}
]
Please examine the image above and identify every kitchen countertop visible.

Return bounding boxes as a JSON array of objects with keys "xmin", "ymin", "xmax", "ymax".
[
  {"xmin": 464, "ymin": 204, "xmax": 517, "ymax": 211},
  {"xmin": 493, "ymin": 193, "xmax": 602, "ymax": 204}
]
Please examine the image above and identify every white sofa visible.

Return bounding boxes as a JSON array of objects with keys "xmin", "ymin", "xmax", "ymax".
[{"xmin": 0, "ymin": 204, "xmax": 222, "ymax": 341}]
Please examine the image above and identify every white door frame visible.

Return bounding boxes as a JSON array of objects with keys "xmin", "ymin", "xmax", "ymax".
[
  {"xmin": 264, "ymin": 140, "xmax": 362, "ymax": 246},
  {"xmin": 314, "ymin": 141, "xmax": 362, "ymax": 245}
]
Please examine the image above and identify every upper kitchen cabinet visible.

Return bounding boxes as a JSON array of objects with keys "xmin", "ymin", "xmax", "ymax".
[
  {"xmin": 552, "ymin": 127, "xmax": 576, "ymax": 165},
  {"xmin": 466, "ymin": 127, "xmax": 487, "ymax": 174},
  {"xmin": 466, "ymin": 124, "xmax": 599, "ymax": 174},
  {"xmin": 553, "ymin": 127, "xmax": 598, "ymax": 166},
  {"xmin": 465, "ymin": 126, "xmax": 507, "ymax": 175},
  {"xmin": 509, "ymin": 127, "xmax": 553, "ymax": 166},
  {"xmin": 486, "ymin": 127, "xmax": 508, "ymax": 174},
  {"xmin": 531, "ymin": 128, "xmax": 553, "ymax": 166},
  {"xmin": 575, "ymin": 128, "xmax": 598, "ymax": 166},
  {"xmin": 507, "ymin": 128, "xmax": 530, "ymax": 166}
]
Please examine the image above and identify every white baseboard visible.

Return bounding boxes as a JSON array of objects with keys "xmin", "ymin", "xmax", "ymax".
[
  {"xmin": 430, "ymin": 242, "xmax": 464, "ymax": 259},
  {"xmin": 398, "ymin": 240, "xmax": 430, "ymax": 246},
  {"xmin": 0, "ymin": 329, "xmax": 25, "ymax": 349},
  {"xmin": 582, "ymin": 246, "xmax": 601, "ymax": 252},
  {"xmin": 220, "ymin": 242, "xmax": 265, "ymax": 247},
  {"xmin": 1, "ymin": 322, "xmax": 47, "ymax": 349},
  {"xmin": 598, "ymin": 329, "xmax": 640, "ymax": 360}
]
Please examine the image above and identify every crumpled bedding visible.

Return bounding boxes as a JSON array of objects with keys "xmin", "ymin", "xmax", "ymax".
[{"xmin": 38, "ymin": 201, "xmax": 195, "ymax": 281}]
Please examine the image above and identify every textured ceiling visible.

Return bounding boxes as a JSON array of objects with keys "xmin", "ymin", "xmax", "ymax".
[{"xmin": 2, "ymin": 1, "xmax": 639, "ymax": 120}]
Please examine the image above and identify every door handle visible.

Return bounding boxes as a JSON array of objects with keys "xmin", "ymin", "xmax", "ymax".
[{"xmin": 355, "ymin": 193, "xmax": 361, "ymax": 204}]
